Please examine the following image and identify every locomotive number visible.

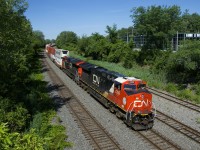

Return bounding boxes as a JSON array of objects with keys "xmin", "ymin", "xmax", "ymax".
[{"xmin": 134, "ymin": 100, "xmax": 149, "ymax": 107}]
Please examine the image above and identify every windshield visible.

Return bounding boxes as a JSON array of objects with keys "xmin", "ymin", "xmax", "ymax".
[
  {"xmin": 124, "ymin": 84, "xmax": 147, "ymax": 95},
  {"xmin": 137, "ymin": 84, "xmax": 146, "ymax": 90},
  {"xmin": 124, "ymin": 84, "xmax": 136, "ymax": 95},
  {"xmin": 63, "ymin": 51, "xmax": 68, "ymax": 54}
]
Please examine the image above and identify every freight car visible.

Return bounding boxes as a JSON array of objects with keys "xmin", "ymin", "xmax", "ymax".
[
  {"xmin": 45, "ymin": 44, "xmax": 155, "ymax": 130},
  {"xmin": 46, "ymin": 43, "xmax": 56, "ymax": 61},
  {"xmin": 54, "ymin": 49, "xmax": 69, "ymax": 68},
  {"xmin": 46, "ymin": 44, "xmax": 69, "ymax": 67}
]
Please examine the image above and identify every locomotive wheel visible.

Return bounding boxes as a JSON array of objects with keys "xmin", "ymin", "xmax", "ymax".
[
  {"xmin": 86, "ymin": 88, "xmax": 90, "ymax": 93},
  {"xmin": 104, "ymin": 100, "xmax": 109, "ymax": 108},
  {"xmin": 115, "ymin": 110, "xmax": 123, "ymax": 118},
  {"xmin": 83, "ymin": 86, "xmax": 87, "ymax": 91},
  {"xmin": 109, "ymin": 105, "xmax": 115, "ymax": 113},
  {"xmin": 82, "ymin": 83, "xmax": 86, "ymax": 90}
]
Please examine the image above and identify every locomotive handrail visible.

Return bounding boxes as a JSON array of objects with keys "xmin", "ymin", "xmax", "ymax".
[
  {"xmin": 152, "ymin": 102, "xmax": 157, "ymax": 120},
  {"xmin": 125, "ymin": 102, "xmax": 135, "ymax": 120}
]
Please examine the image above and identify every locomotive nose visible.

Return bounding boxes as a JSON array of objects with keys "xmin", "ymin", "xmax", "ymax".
[{"xmin": 132, "ymin": 92, "xmax": 152, "ymax": 114}]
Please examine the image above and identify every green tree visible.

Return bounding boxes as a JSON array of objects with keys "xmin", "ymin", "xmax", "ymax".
[
  {"xmin": 0, "ymin": 97, "xmax": 29, "ymax": 132},
  {"xmin": 165, "ymin": 40, "xmax": 200, "ymax": 83},
  {"xmin": 0, "ymin": 121, "xmax": 71, "ymax": 150},
  {"xmin": 32, "ymin": 30, "xmax": 45, "ymax": 54},
  {"xmin": 86, "ymin": 33, "xmax": 110, "ymax": 60},
  {"xmin": 77, "ymin": 35, "xmax": 90, "ymax": 55},
  {"xmin": 56, "ymin": 31, "xmax": 78, "ymax": 50},
  {"xmin": 0, "ymin": 1, "xmax": 71, "ymax": 149},
  {"xmin": 0, "ymin": 0, "xmax": 33, "ymax": 98},
  {"xmin": 117, "ymin": 26, "xmax": 134, "ymax": 43},
  {"xmin": 181, "ymin": 11, "xmax": 200, "ymax": 32},
  {"xmin": 106, "ymin": 24, "xmax": 118, "ymax": 44},
  {"xmin": 107, "ymin": 41, "xmax": 131, "ymax": 63},
  {"xmin": 130, "ymin": 5, "xmax": 181, "ymax": 50},
  {"xmin": 45, "ymin": 39, "xmax": 55, "ymax": 45}
]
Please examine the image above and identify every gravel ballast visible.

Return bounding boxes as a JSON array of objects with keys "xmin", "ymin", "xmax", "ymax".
[
  {"xmin": 43, "ymin": 59, "xmax": 92, "ymax": 150},
  {"xmin": 43, "ymin": 56, "xmax": 200, "ymax": 150}
]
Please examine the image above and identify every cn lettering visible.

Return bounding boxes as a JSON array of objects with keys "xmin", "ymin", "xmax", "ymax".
[
  {"xmin": 93, "ymin": 74, "xmax": 100, "ymax": 85},
  {"xmin": 134, "ymin": 100, "xmax": 149, "ymax": 107}
]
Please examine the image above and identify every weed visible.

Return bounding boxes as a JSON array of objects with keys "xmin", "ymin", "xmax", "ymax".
[{"xmin": 196, "ymin": 118, "xmax": 200, "ymax": 124}]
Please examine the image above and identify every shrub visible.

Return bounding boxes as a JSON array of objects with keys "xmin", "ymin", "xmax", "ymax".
[
  {"xmin": 165, "ymin": 83, "xmax": 178, "ymax": 94},
  {"xmin": 177, "ymin": 89, "xmax": 194, "ymax": 100}
]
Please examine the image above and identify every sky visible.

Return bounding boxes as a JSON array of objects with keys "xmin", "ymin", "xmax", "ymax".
[{"xmin": 25, "ymin": 0, "xmax": 200, "ymax": 40}]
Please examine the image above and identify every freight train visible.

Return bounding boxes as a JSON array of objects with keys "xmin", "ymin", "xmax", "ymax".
[{"xmin": 45, "ymin": 44, "xmax": 155, "ymax": 130}]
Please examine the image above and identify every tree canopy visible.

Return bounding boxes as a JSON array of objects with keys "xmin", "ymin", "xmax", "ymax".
[
  {"xmin": 131, "ymin": 5, "xmax": 182, "ymax": 49},
  {"xmin": 0, "ymin": 0, "xmax": 71, "ymax": 149},
  {"xmin": 105, "ymin": 24, "xmax": 118, "ymax": 44},
  {"xmin": 32, "ymin": 30, "xmax": 46, "ymax": 51},
  {"xmin": 56, "ymin": 31, "xmax": 78, "ymax": 50},
  {"xmin": 0, "ymin": 0, "xmax": 33, "ymax": 97},
  {"xmin": 180, "ymin": 11, "xmax": 200, "ymax": 32}
]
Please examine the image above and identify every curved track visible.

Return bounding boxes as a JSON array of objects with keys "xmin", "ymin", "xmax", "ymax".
[{"xmin": 43, "ymin": 55, "xmax": 122, "ymax": 150}]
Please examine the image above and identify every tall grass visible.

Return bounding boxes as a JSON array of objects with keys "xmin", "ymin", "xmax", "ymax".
[
  {"xmin": 70, "ymin": 51, "xmax": 166, "ymax": 87},
  {"xmin": 70, "ymin": 51, "xmax": 200, "ymax": 104}
]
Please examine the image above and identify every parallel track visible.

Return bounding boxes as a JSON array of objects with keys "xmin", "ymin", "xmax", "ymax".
[
  {"xmin": 156, "ymin": 110, "xmax": 200, "ymax": 144},
  {"xmin": 44, "ymin": 52, "xmax": 200, "ymax": 149},
  {"xmin": 148, "ymin": 87, "xmax": 200, "ymax": 144},
  {"xmin": 148, "ymin": 87, "xmax": 200, "ymax": 113},
  {"xmin": 43, "ymin": 55, "xmax": 122, "ymax": 150},
  {"xmin": 138, "ymin": 129, "xmax": 180, "ymax": 150}
]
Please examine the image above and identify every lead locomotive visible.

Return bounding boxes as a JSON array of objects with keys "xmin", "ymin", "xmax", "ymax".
[{"xmin": 46, "ymin": 44, "xmax": 155, "ymax": 130}]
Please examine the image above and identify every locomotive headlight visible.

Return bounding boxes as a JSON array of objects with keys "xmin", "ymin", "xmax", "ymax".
[{"xmin": 123, "ymin": 97, "xmax": 126, "ymax": 105}]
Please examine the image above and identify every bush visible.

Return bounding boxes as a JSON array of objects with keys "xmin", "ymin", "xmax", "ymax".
[
  {"xmin": 30, "ymin": 111, "xmax": 72, "ymax": 149},
  {"xmin": 0, "ymin": 97, "xmax": 30, "ymax": 132},
  {"xmin": 195, "ymin": 83, "xmax": 200, "ymax": 95},
  {"xmin": 165, "ymin": 83, "xmax": 178, "ymax": 94},
  {"xmin": 177, "ymin": 89, "xmax": 194, "ymax": 100},
  {"xmin": 0, "ymin": 123, "xmax": 44, "ymax": 150}
]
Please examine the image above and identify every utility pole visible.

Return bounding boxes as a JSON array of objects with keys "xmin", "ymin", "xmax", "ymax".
[
  {"xmin": 127, "ymin": 31, "xmax": 129, "ymax": 44},
  {"xmin": 176, "ymin": 31, "xmax": 178, "ymax": 51}
]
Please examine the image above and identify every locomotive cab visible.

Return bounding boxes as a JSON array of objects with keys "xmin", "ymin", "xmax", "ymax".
[{"xmin": 109, "ymin": 77, "xmax": 154, "ymax": 130}]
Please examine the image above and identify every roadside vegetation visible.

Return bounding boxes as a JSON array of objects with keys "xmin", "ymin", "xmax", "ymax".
[
  {"xmin": 1, "ymin": 0, "xmax": 199, "ymax": 148},
  {"xmin": 53, "ymin": 5, "xmax": 200, "ymax": 104},
  {"xmin": 0, "ymin": 0, "xmax": 71, "ymax": 149}
]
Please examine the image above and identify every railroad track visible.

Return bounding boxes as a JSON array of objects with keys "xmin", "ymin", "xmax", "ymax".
[
  {"xmin": 148, "ymin": 87, "xmax": 200, "ymax": 113},
  {"xmin": 138, "ymin": 129, "xmax": 180, "ymax": 150},
  {"xmin": 43, "ymin": 53, "xmax": 199, "ymax": 150},
  {"xmin": 43, "ymin": 55, "xmax": 122, "ymax": 150},
  {"xmin": 156, "ymin": 110, "xmax": 200, "ymax": 144}
]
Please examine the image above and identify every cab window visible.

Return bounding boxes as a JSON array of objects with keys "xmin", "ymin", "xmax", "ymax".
[
  {"xmin": 63, "ymin": 51, "xmax": 68, "ymax": 54},
  {"xmin": 124, "ymin": 84, "xmax": 136, "ymax": 95},
  {"xmin": 114, "ymin": 82, "xmax": 121, "ymax": 90},
  {"xmin": 137, "ymin": 84, "xmax": 146, "ymax": 90}
]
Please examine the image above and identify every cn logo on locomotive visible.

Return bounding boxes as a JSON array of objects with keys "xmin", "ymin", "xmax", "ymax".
[
  {"xmin": 93, "ymin": 74, "xmax": 100, "ymax": 86},
  {"xmin": 134, "ymin": 100, "xmax": 149, "ymax": 107}
]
